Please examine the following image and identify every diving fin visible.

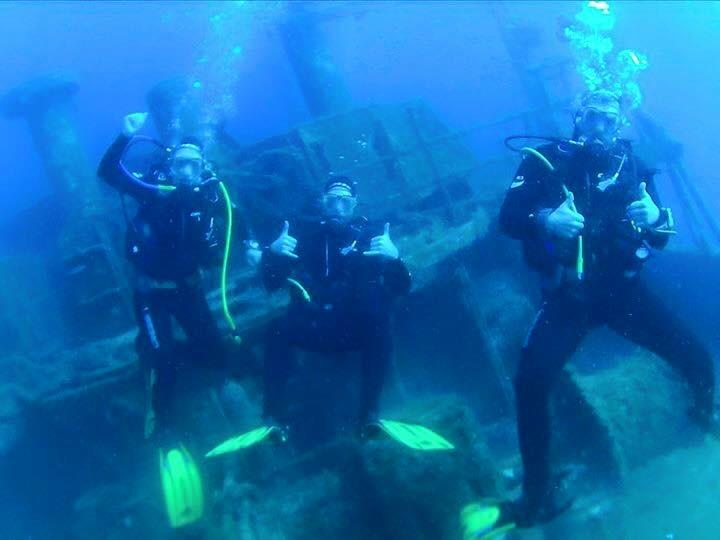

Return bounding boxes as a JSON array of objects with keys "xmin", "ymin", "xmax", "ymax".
[
  {"xmin": 461, "ymin": 501, "xmax": 516, "ymax": 540},
  {"xmin": 159, "ymin": 445, "xmax": 204, "ymax": 528},
  {"xmin": 461, "ymin": 495, "xmax": 573, "ymax": 538},
  {"xmin": 205, "ymin": 425, "xmax": 288, "ymax": 458},
  {"xmin": 365, "ymin": 419, "xmax": 455, "ymax": 451}
]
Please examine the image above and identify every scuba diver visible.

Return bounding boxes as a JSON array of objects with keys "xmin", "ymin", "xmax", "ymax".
[
  {"xmin": 97, "ymin": 112, "xmax": 256, "ymax": 443},
  {"xmin": 202, "ymin": 178, "xmax": 451, "ymax": 516},
  {"xmin": 475, "ymin": 90, "xmax": 716, "ymax": 535},
  {"xmin": 261, "ymin": 177, "xmax": 411, "ymax": 436}
]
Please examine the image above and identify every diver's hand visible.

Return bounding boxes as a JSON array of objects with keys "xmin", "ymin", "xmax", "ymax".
[
  {"xmin": 122, "ymin": 112, "xmax": 149, "ymax": 137},
  {"xmin": 546, "ymin": 191, "xmax": 585, "ymax": 239},
  {"xmin": 626, "ymin": 182, "xmax": 660, "ymax": 229},
  {"xmin": 244, "ymin": 240, "xmax": 263, "ymax": 268},
  {"xmin": 363, "ymin": 223, "xmax": 399, "ymax": 259},
  {"xmin": 270, "ymin": 221, "xmax": 299, "ymax": 259}
]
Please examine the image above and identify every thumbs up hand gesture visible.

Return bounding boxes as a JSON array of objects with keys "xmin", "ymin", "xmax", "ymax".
[
  {"xmin": 270, "ymin": 221, "xmax": 299, "ymax": 259},
  {"xmin": 627, "ymin": 182, "xmax": 660, "ymax": 229},
  {"xmin": 546, "ymin": 190, "xmax": 585, "ymax": 239},
  {"xmin": 363, "ymin": 223, "xmax": 399, "ymax": 259}
]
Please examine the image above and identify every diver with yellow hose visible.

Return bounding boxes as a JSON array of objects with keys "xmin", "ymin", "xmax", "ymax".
[
  {"xmin": 98, "ymin": 112, "xmax": 259, "ymax": 527},
  {"xmin": 468, "ymin": 90, "xmax": 717, "ymax": 536},
  {"xmin": 261, "ymin": 178, "xmax": 411, "ymax": 437},
  {"xmin": 98, "ymin": 111, "xmax": 257, "ymax": 440}
]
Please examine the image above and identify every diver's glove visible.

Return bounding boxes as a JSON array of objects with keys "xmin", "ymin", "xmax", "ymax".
[
  {"xmin": 122, "ymin": 111, "xmax": 149, "ymax": 137},
  {"xmin": 626, "ymin": 181, "xmax": 660, "ymax": 229},
  {"xmin": 244, "ymin": 239, "xmax": 263, "ymax": 268},
  {"xmin": 546, "ymin": 191, "xmax": 585, "ymax": 240},
  {"xmin": 270, "ymin": 220, "xmax": 299, "ymax": 259},
  {"xmin": 363, "ymin": 222, "xmax": 399, "ymax": 259}
]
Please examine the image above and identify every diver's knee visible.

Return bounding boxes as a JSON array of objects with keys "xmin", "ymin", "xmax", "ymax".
[
  {"xmin": 692, "ymin": 348, "xmax": 715, "ymax": 392},
  {"xmin": 679, "ymin": 338, "xmax": 715, "ymax": 381},
  {"xmin": 266, "ymin": 316, "xmax": 289, "ymax": 341},
  {"xmin": 514, "ymin": 368, "xmax": 551, "ymax": 402}
]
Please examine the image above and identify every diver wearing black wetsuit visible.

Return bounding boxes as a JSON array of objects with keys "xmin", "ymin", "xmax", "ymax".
[
  {"xmin": 261, "ymin": 178, "xmax": 411, "ymax": 430},
  {"xmin": 496, "ymin": 91, "xmax": 715, "ymax": 527},
  {"xmin": 98, "ymin": 113, "xmax": 247, "ymax": 439}
]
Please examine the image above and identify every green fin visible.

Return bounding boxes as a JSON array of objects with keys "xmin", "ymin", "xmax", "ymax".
[
  {"xmin": 375, "ymin": 419, "xmax": 455, "ymax": 451},
  {"xmin": 159, "ymin": 445, "xmax": 204, "ymax": 528},
  {"xmin": 461, "ymin": 503, "xmax": 516, "ymax": 540},
  {"xmin": 205, "ymin": 425, "xmax": 286, "ymax": 458}
]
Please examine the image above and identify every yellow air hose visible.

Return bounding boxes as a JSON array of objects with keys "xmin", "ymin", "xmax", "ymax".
[
  {"xmin": 218, "ymin": 181, "xmax": 238, "ymax": 335},
  {"xmin": 562, "ymin": 185, "xmax": 584, "ymax": 280},
  {"xmin": 287, "ymin": 278, "xmax": 312, "ymax": 302},
  {"xmin": 520, "ymin": 148, "xmax": 584, "ymax": 279},
  {"xmin": 576, "ymin": 235, "xmax": 584, "ymax": 279},
  {"xmin": 520, "ymin": 147, "xmax": 555, "ymax": 172},
  {"xmin": 143, "ymin": 176, "xmax": 239, "ymax": 335}
]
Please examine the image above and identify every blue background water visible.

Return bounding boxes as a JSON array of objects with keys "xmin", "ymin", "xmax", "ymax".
[{"xmin": 1, "ymin": 1, "xmax": 719, "ymax": 230}]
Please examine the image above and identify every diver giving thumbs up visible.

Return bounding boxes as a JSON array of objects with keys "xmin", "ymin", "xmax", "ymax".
[
  {"xmin": 626, "ymin": 181, "xmax": 660, "ymax": 229},
  {"xmin": 546, "ymin": 190, "xmax": 585, "ymax": 240}
]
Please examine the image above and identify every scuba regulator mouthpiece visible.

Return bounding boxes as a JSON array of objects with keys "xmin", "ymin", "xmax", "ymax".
[{"xmin": 572, "ymin": 134, "xmax": 618, "ymax": 158}]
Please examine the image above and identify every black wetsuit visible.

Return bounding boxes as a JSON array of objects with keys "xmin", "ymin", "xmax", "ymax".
[
  {"xmin": 98, "ymin": 134, "xmax": 238, "ymax": 434},
  {"xmin": 261, "ymin": 217, "xmax": 411, "ymax": 426},
  {"xmin": 499, "ymin": 140, "xmax": 715, "ymax": 516}
]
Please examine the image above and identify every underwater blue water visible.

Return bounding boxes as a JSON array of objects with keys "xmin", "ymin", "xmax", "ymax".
[
  {"xmin": 1, "ymin": 2, "xmax": 720, "ymax": 539},
  {"xmin": 2, "ymin": 2, "xmax": 719, "ymax": 221}
]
